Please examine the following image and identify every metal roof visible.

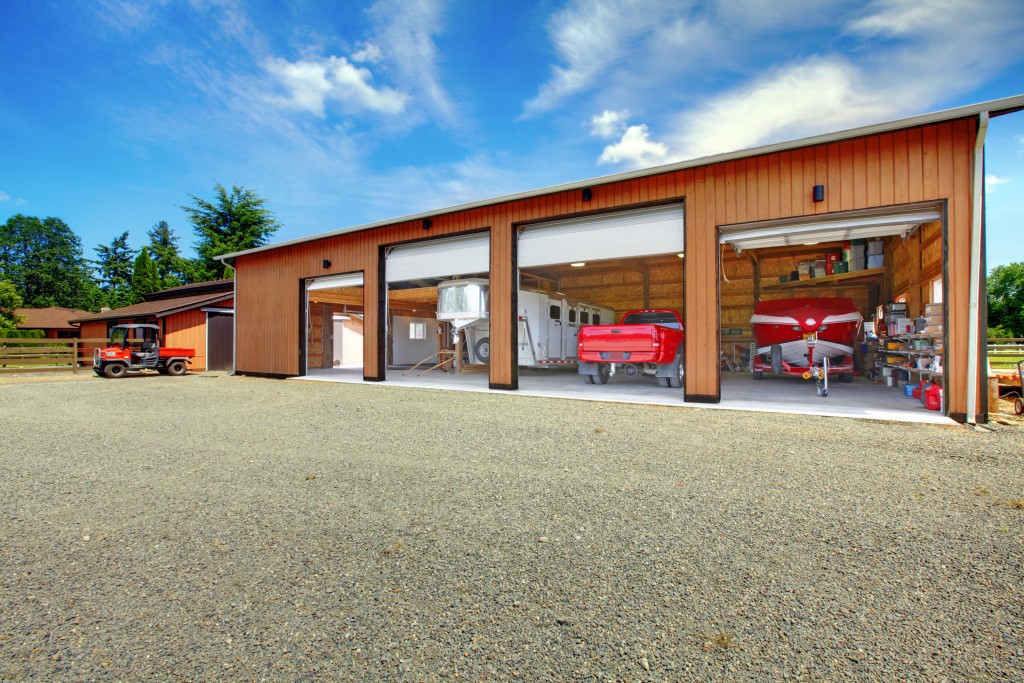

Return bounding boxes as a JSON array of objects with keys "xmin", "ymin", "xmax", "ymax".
[{"xmin": 220, "ymin": 93, "xmax": 1024, "ymax": 261}]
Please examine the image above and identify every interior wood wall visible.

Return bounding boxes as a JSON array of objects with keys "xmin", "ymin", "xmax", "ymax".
[{"xmin": 234, "ymin": 118, "xmax": 979, "ymax": 419}]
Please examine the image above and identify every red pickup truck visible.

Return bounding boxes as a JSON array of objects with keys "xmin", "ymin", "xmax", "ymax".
[{"xmin": 577, "ymin": 309, "xmax": 685, "ymax": 387}]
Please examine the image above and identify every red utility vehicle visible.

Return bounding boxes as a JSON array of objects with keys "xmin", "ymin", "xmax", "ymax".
[
  {"xmin": 92, "ymin": 324, "xmax": 195, "ymax": 379},
  {"xmin": 577, "ymin": 309, "xmax": 685, "ymax": 387}
]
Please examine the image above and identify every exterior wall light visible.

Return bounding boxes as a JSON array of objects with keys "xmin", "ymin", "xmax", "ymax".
[
  {"xmin": 582, "ymin": 188, "xmax": 593, "ymax": 202},
  {"xmin": 812, "ymin": 185, "xmax": 825, "ymax": 202},
  {"xmin": 422, "ymin": 218, "xmax": 432, "ymax": 230},
  {"xmin": 571, "ymin": 262, "xmax": 586, "ymax": 267},
  {"xmin": 322, "ymin": 259, "xmax": 331, "ymax": 268}
]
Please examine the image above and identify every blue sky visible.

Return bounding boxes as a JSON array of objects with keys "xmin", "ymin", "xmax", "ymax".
[{"xmin": 2, "ymin": 0, "xmax": 1023, "ymax": 268}]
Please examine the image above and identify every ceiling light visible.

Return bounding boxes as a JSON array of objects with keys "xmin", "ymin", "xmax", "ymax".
[
  {"xmin": 677, "ymin": 253, "xmax": 685, "ymax": 258},
  {"xmin": 571, "ymin": 262, "xmax": 586, "ymax": 267}
]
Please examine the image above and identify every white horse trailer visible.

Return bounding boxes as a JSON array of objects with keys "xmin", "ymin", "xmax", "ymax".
[{"xmin": 436, "ymin": 279, "xmax": 614, "ymax": 367}]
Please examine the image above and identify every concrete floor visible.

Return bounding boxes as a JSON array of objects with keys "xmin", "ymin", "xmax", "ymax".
[{"xmin": 300, "ymin": 364, "xmax": 953, "ymax": 425}]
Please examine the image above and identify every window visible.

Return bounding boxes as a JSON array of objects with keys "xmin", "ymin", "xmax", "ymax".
[
  {"xmin": 931, "ymin": 277, "xmax": 943, "ymax": 304},
  {"xmin": 568, "ymin": 308, "xmax": 577, "ymax": 323},
  {"xmin": 593, "ymin": 314, "xmax": 601, "ymax": 325},
  {"xmin": 622, "ymin": 311, "xmax": 681, "ymax": 329},
  {"xmin": 409, "ymin": 322, "xmax": 426, "ymax": 340},
  {"xmin": 549, "ymin": 305, "xmax": 561, "ymax": 320},
  {"xmin": 580, "ymin": 311, "xmax": 590, "ymax": 324}
]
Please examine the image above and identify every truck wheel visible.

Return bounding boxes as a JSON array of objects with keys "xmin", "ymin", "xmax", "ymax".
[
  {"xmin": 770, "ymin": 345, "xmax": 783, "ymax": 376},
  {"xmin": 668, "ymin": 359, "xmax": 684, "ymax": 388},
  {"xmin": 753, "ymin": 370, "xmax": 763, "ymax": 380},
  {"xmin": 584, "ymin": 374, "xmax": 596, "ymax": 384},
  {"xmin": 839, "ymin": 372, "xmax": 853, "ymax": 383},
  {"xmin": 658, "ymin": 377, "xmax": 669, "ymax": 387},
  {"xmin": 595, "ymin": 363, "xmax": 610, "ymax": 385},
  {"xmin": 474, "ymin": 337, "xmax": 490, "ymax": 363},
  {"xmin": 166, "ymin": 360, "xmax": 187, "ymax": 376},
  {"xmin": 103, "ymin": 363, "xmax": 127, "ymax": 379}
]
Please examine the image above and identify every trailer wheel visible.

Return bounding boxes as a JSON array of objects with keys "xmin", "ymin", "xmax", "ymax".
[
  {"xmin": 839, "ymin": 372, "xmax": 853, "ymax": 383},
  {"xmin": 584, "ymin": 374, "xmax": 596, "ymax": 384},
  {"xmin": 166, "ymin": 360, "xmax": 187, "ymax": 376},
  {"xmin": 595, "ymin": 363, "xmax": 610, "ymax": 385},
  {"xmin": 1015, "ymin": 397, "xmax": 1023, "ymax": 416},
  {"xmin": 474, "ymin": 337, "xmax": 490, "ymax": 363},
  {"xmin": 753, "ymin": 370, "xmax": 763, "ymax": 380},
  {"xmin": 103, "ymin": 363, "xmax": 127, "ymax": 379},
  {"xmin": 668, "ymin": 359, "xmax": 684, "ymax": 388},
  {"xmin": 770, "ymin": 345, "xmax": 782, "ymax": 376}
]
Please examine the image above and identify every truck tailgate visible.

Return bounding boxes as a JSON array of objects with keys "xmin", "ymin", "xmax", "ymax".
[{"xmin": 578, "ymin": 324, "xmax": 662, "ymax": 360}]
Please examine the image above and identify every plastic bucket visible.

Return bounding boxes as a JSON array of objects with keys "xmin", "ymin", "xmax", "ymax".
[{"xmin": 904, "ymin": 384, "xmax": 915, "ymax": 397}]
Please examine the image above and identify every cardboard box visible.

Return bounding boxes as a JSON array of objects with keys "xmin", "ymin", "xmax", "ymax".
[
  {"xmin": 925, "ymin": 303, "xmax": 943, "ymax": 315},
  {"xmin": 885, "ymin": 302, "xmax": 907, "ymax": 314},
  {"xmin": 867, "ymin": 254, "xmax": 884, "ymax": 269}
]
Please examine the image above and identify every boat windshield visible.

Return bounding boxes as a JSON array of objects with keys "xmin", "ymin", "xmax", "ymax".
[{"xmin": 622, "ymin": 312, "xmax": 681, "ymax": 329}]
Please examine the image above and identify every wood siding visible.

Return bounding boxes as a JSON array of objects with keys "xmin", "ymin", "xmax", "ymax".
[
  {"xmin": 234, "ymin": 118, "xmax": 980, "ymax": 419},
  {"xmin": 165, "ymin": 309, "xmax": 210, "ymax": 371}
]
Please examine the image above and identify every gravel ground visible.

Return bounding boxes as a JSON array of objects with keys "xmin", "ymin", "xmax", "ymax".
[{"xmin": 1, "ymin": 373, "xmax": 1022, "ymax": 682}]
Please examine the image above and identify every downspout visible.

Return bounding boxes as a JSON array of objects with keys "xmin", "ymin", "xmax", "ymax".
[
  {"xmin": 215, "ymin": 255, "xmax": 237, "ymax": 376},
  {"xmin": 965, "ymin": 111, "xmax": 988, "ymax": 424}
]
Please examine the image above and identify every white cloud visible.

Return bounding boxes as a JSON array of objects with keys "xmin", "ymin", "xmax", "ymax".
[
  {"xmin": 0, "ymin": 191, "xmax": 10, "ymax": 202},
  {"xmin": 367, "ymin": 0, "xmax": 455, "ymax": 124},
  {"xmin": 1016, "ymin": 135, "xmax": 1024, "ymax": 144},
  {"xmin": 668, "ymin": 58, "xmax": 896, "ymax": 160},
  {"xmin": 524, "ymin": 0, "xmax": 680, "ymax": 116},
  {"xmin": 590, "ymin": 110, "xmax": 630, "ymax": 139},
  {"xmin": 986, "ymin": 174, "xmax": 1010, "ymax": 187},
  {"xmin": 264, "ymin": 55, "xmax": 407, "ymax": 117},
  {"xmin": 598, "ymin": 124, "xmax": 669, "ymax": 168},
  {"xmin": 351, "ymin": 43, "xmax": 383, "ymax": 64}
]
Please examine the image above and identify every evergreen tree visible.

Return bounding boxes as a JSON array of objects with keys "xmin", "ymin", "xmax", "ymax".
[
  {"xmin": 0, "ymin": 214, "xmax": 104, "ymax": 310},
  {"xmin": 93, "ymin": 232, "xmax": 138, "ymax": 309},
  {"xmin": 182, "ymin": 183, "xmax": 280, "ymax": 280},
  {"xmin": 146, "ymin": 220, "xmax": 191, "ymax": 288},
  {"xmin": 130, "ymin": 248, "xmax": 160, "ymax": 303}
]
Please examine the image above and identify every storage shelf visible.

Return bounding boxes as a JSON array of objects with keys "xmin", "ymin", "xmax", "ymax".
[{"xmin": 764, "ymin": 267, "xmax": 884, "ymax": 291}]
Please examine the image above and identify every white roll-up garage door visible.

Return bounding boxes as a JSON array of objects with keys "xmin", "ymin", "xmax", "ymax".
[
  {"xmin": 307, "ymin": 272, "xmax": 364, "ymax": 291},
  {"xmin": 519, "ymin": 204, "xmax": 685, "ymax": 268},
  {"xmin": 386, "ymin": 233, "xmax": 490, "ymax": 283}
]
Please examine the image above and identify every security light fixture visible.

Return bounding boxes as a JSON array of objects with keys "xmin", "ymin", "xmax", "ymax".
[
  {"xmin": 422, "ymin": 218, "xmax": 432, "ymax": 230},
  {"xmin": 813, "ymin": 185, "xmax": 825, "ymax": 202},
  {"xmin": 571, "ymin": 262, "xmax": 586, "ymax": 267},
  {"xmin": 582, "ymin": 188, "xmax": 593, "ymax": 202},
  {"xmin": 677, "ymin": 252, "xmax": 685, "ymax": 258},
  {"xmin": 322, "ymin": 259, "xmax": 331, "ymax": 268}
]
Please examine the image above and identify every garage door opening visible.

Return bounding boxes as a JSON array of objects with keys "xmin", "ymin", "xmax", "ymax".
[
  {"xmin": 384, "ymin": 233, "xmax": 490, "ymax": 386},
  {"xmin": 305, "ymin": 273, "xmax": 364, "ymax": 380},
  {"xmin": 515, "ymin": 204, "xmax": 686, "ymax": 399},
  {"xmin": 717, "ymin": 203, "xmax": 950, "ymax": 421}
]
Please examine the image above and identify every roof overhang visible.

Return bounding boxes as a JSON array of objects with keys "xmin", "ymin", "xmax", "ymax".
[{"xmin": 218, "ymin": 93, "xmax": 1024, "ymax": 262}]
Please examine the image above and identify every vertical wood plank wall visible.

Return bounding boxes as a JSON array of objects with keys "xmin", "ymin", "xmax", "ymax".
[
  {"xmin": 234, "ymin": 118, "xmax": 979, "ymax": 419},
  {"xmin": 165, "ymin": 309, "xmax": 210, "ymax": 371}
]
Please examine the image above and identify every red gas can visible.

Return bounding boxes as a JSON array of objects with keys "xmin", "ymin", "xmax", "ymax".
[{"xmin": 924, "ymin": 383, "xmax": 942, "ymax": 411}]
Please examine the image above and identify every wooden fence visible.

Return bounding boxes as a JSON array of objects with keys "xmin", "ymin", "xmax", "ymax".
[
  {"xmin": 988, "ymin": 338, "xmax": 1024, "ymax": 384},
  {"xmin": 0, "ymin": 338, "xmax": 108, "ymax": 373}
]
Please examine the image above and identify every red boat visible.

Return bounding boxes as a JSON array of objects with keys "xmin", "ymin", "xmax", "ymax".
[{"xmin": 750, "ymin": 297, "xmax": 863, "ymax": 381}]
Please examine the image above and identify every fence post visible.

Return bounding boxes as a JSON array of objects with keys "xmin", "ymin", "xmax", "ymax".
[{"xmin": 73, "ymin": 339, "xmax": 79, "ymax": 374}]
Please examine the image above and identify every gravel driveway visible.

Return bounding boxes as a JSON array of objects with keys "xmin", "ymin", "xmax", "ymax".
[{"xmin": 1, "ymin": 374, "xmax": 1022, "ymax": 681}]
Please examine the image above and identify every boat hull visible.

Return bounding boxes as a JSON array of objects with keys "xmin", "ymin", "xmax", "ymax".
[{"xmin": 750, "ymin": 298, "xmax": 863, "ymax": 376}]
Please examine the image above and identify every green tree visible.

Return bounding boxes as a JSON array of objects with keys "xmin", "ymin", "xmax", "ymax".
[
  {"xmin": 146, "ymin": 220, "xmax": 192, "ymax": 288},
  {"xmin": 182, "ymin": 183, "xmax": 280, "ymax": 280},
  {"xmin": 130, "ymin": 248, "xmax": 160, "ymax": 303},
  {"xmin": 0, "ymin": 279, "xmax": 24, "ymax": 335},
  {"xmin": 93, "ymin": 231, "xmax": 137, "ymax": 309},
  {"xmin": 0, "ymin": 214, "xmax": 104, "ymax": 310},
  {"xmin": 987, "ymin": 262, "xmax": 1024, "ymax": 338}
]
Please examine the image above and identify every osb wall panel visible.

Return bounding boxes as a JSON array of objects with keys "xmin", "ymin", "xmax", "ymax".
[
  {"xmin": 165, "ymin": 309, "xmax": 208, "ymax": 371},
  {"xmin": 235, "ymin": 118, "xmax": 978, "ymax": 416}
]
